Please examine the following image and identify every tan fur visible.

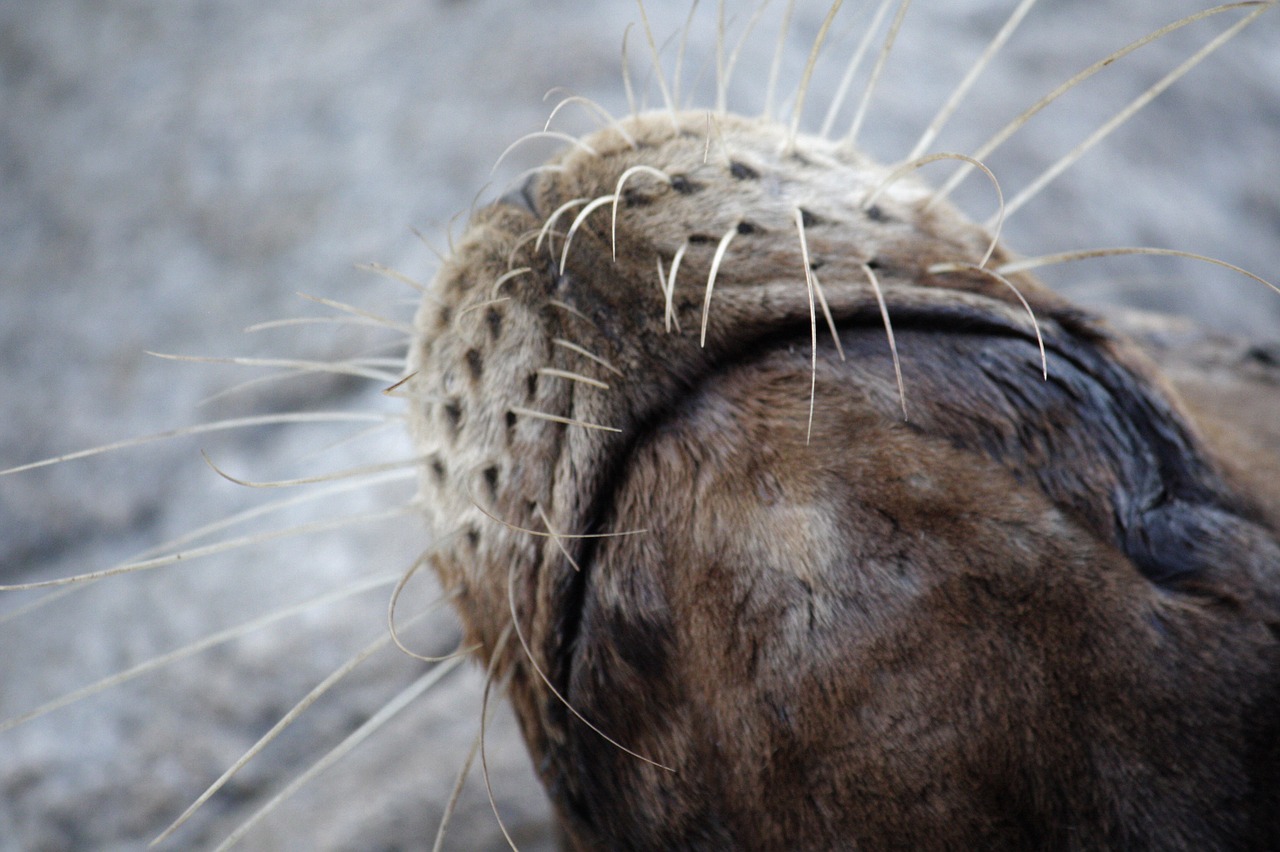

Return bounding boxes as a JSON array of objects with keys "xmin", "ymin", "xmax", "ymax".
[{"xmin": 409, "ymin": 109, "xmax": 1280, "ymax": 848}]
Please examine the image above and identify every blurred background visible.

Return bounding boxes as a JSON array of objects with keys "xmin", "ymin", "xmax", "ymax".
[{"xmin": 1, "ymin": 1, "xmax": 1277, "ymax": 848}]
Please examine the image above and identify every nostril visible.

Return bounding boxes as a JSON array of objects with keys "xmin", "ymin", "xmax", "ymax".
[{"xmin": 498, "ymin": 172, "xmax": 540, "ymax": 216}]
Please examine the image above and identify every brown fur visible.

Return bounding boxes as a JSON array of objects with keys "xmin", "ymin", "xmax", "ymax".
[{"xmin": 408, "ymin": 110, "xmax": 1280, "ymax": 849}]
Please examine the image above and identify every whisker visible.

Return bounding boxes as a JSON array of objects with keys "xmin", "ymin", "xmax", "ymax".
[
  {"xmin": 906, "ymin": 0, "xmax": 1039, "ymax": 161},
  {"xmin": 508, "ymin": 406, "xmax": 623, "ymax": 433},
  {"xmin": 843, "ymin": 0, "xmax": 913, "ymax": 148},
  {"xmin": 467, "ymin": 484, "xmax": 647, "ymax": 541},
  {"xmin": 560, "ymin": 195, "xmax": 616, "ymax": 276},
  {"xmin": 537, "ymin": 367, "xmax": 611, "ymax": 390},
  {"xmin": 146, "ymin": 352, "xmax": 400, "ymax": 384},
  {"xmin": 457, "ymin": 297, "xmax": 513, "ymax": 321},
  {"xmin": 793, "ymin": 208, "xmax": 819, "ymax": 444},
  {"xmin": 0, "ymin": 411, "xmax": 388, "ymax": 477},
  {"xmin": 720, "ymin": 0, "xmax": 775, "ymax": 113},
  {"xmin": 666, "ymin": 242, "xmax": 689, "ymax": 333},
  {"xmin": 207, "ymin": 653, "xmax": 465, "ymax": 852},
  {"xmin": 507, "ymin": 561, "xmax": 674, "ymax": 772},
  {"xmin": 0, "ymin": 507, "xmax": 410, "ymax": 591},
  {"xmin": 866, "ymin": 152, "xmax": 1005, "ymax": 268},
  {"xmin": 995, "ymin": 247, "xmax": 1279, "ymax": 297},
  {"xmin": 613, "ymin": 165, "xmax": 673, "ymax": 259},
  {"xmin": 633, "ymin": 0, "xmax": 678, "ymax": 128},
  {"xmin": 999, "ymin": 3, "xmax": 1271, "ymax": 224},
  {"xmin": 387, "ymin": 556, "xmax": 475, "ymax": 663},
  {"xmin": 3, "ymin": 574, "xmax": 397, "ymax": 736},
  {"xmin": 621, "ymin": 23, "xmax": 638, "ymax": 118},
  {"xmin": 763, "ymin": 0, "xmax": 798, "ymax": 121},
  {"xmin": 787, "ymin": 0, "xmax": 845, "ymax": 148},
  {"xmin": 543, "ymin": 94, "xmax": 637, "ymax": 149},
  {"xmin": 861, "ymin": 262, "xmax": 907, "ymax": 420},
  {"xmin": 810, "ymin": 270, "xmax": 846, "ymax": 361},
  {"xmin": 200, "ymin": 450, "xmax": 422, "ymax": 490},
  {"xmin": 243, "ymin": 315, "xmax": 400, "ymax": 335},
  {"xmin": 672, "ymin": 0, "xmax": 702, "ymax": 109},
  {"xmin": 294, "ymin": 291, "xmax": 417, "ymax": 335},
  {"xmin": 935, "ymin": 2, "xmax": 1258, "ymax": 202},
  {"xmin": 552, "ymin": 338, "xmax": 624, "ymax": 376},
  {"xmin": 701, "ymin": 225, "xmax": 740, "ymax": 347},
  {"xmin": 537, "ymin": 504, "xmax": 584, "ymax": 573},
  {"xmin": 819, "ymin": 0, "xmax": 893, "ymax": 139},
  {"xmin": 535, "ymin": 197, "xmax": 589, "ymax": 256},
  {"xmin": 547, "ymin": 299, "xmax": 599, "ymax": 328},
  {"xmin": 928, "ymin": 262, "xmax": 1048, "ymax": 379},
  {"xmin": 355, "ymin": 261, "xmax": 428, "ymax": 293},
  {"xmin": 491, "ymin": 131, "xmax": 599, "ymax": 178},
  {"xmin": 491, "ymin": 267, "xmax": 532, "ymax": 296},
  {"xmin": 479, "ymin": 625, "xmax": 519, "ymax": 852}
]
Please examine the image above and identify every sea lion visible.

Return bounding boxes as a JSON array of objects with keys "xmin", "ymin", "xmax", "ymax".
[{"xmin": 408, "ymin": 78, "xmax": 1280, "ymax": 852}]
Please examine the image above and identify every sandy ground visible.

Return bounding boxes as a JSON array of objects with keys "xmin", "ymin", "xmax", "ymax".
[{"xmin": 1, "ymin": 1, "xmax": 1277, "ymax": 849}]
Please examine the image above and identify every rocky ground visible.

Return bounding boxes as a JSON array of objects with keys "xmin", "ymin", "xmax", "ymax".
[{"xmin": 1, "ymin": 1, "xmax": 1277, "ymax": 849}]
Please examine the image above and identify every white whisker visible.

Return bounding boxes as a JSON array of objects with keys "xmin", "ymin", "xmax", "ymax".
[
  {"xmin": 146, "ymin": 351, "xmax": 400, "ymax": 384},
  {"xmin": 552, "ymin": 338, "xmax": 624, "ymax": 376},
  {"xmin": 508, "ymin": 406, "xmax": 623, "ymax": 433},
  {"xmin": 793, "ymin": 208, "xmax": 819, "ymax": 444},
  {"xmin": 819, "ymin": 0, "xmax": 893, "ymax": 139},
  {"xmin": 561, "ymin": 194, "xmax": 618, "ymax": 275},
  {"xmin": 787, "ymin": 0, "xmax": 845, "ymax": 148},
  {"xmin": 763, "ymin": 0, "xmax": 798, "ymax": 121},
  {"xmin": 208, "ymin": 654, "xmax": 465, "ymax": 852},
  {"xmin": 999, "ymin": 4, "xmax": 1270, "ymax": 224},
  {"xmin": 810, "ymin": 270, "xmax": 846, "ymax": 361},
  {"xmin": 935, "ymin": 2, "xmax": 1257, "ymax": 202},
  {"xmin": 491, "ymin": 131, "xmax": 598, "ymax": 178},
  {"xmin": 200, "ymin": 450, "xmax": 422, "ymax": 490},
  {"xmin": 354, "ymin": 261, "xmax": 428, "ymax": 293},
  {"xmin": 293, "ymin": 291, "xmax": 417, "ymax": 335},
  {"xmin": 861, "ymin": 262, "xmax": 907, "ymax": 420},
  {"xmin": 537, "ymin": 503, "xmax": 584, "ymax": 573},
  {"xmin": 701, "ymin": 226, "xmax": 740, "ymax": 347},
  {"xmin": 543, "ymin": 93, "xmax": 637, "ymax": 149},
  {"xmin": 843, "ymin": 0, "xmax": 913, "ymax": 148},
  {"xmin": 0, "ymin": 507, "xmax": 410, "ymax": 592},
  {"xmin": 666, "ymin": 242, "xmax": 689, "ymax": 333},
  {"xmin": 928, "ymin": 262, "xmax": 1048, "ymax": 379},
  {"xmin": 906, "ymin": 0, "xmax": 1039, "ymax": 161},
  {"xmin": 538, "ymin": 367, "xmax": 611, "ymax": 390},
  {"xmin": 995, "ymin": 247, "xmax": 1279, "ymax": 297},
  {"xmin": 4, "ymin": 574, "xmax": 396, "ymax": 737},
  {"xmin": 0, "ymin": 411, "xmax": 388, "ymax": 477},
  {"xmin": 633, "ymin": 0, "xmax": 678, "ymax": 128},
  {"xmin": 720, "ymin": 0, "xmax": 775, "ymax": 114},
  {"xmin": 479, "ymin": 626, "xmax": 519, "ymax": 852},
  {"xmin": 613, "ymin": 166, "xmax": 673, "ymax": 260},
  {"xmin": 506, "ymin": 561, "xmax": 673, "ymax": 772},
  {"xmin": 672, "ymin": 0, "xmax": 701, "ymax": 109},
  {"xmin": 535, "ymin": 197, "xmax": 589, "ymax": 256}
]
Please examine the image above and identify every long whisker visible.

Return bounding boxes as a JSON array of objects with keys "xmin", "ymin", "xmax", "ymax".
[
  {"xmin": 468, "ymin": 485, "xmax": 647, "ymax": 541},
  {"xmin": 508, "ymin": 406, "xmax": 624, "ymax": 433},
  {"xmin": 701, "ymin": 225, "xmax": 740, "ymax": 347},
  {"xmin": 491, "ymin": 131, "xmax": 598, "ymax": 177},
  {"xmin": 719, "ymin": 0, "xmax": 774, "ymax": 114},
  {"xmin": 666, "ymin": 242, "xmax": 689, "ymax": 333},
  {"xmin": 552, "ymin": 338, "xmax": 625, "ymax": 376},
  {"xmin": 634, "ymin": 0, "xmax": 678, "ymax": 128},
  {"xmin": 865, "ymin": 152, "xmax": 1006, "ymax": 268},
  {"xmin": 818, "ymin": 0, "xmax": 894, "ymax": 139},
  {"xmin": 787, "ymin": 0, "xmax": 845, "ymax": 148},
  {"xmin": 621, "ymin": 23, "xmax": 638, "ymax": 118},
  {"xmin": 810, "ymin": 270, "xmax": 845, "ymax": 360},
  {"xmin": 431, "ymin": 722, "xmax": 484, "ymax": 852},
  {"xmin": 672, "ymin": 0, "xmax": 701, "ymax": 109},
  {"xmin": 146, "ymin": 600, "xmax": 443, "ymax": 846},
  {"xmin": 200, "ymin": 450, "xmax": 421, "ymax": 490},
  {"xmin": 935, "ymin": 2, "xmax": 1259, "ymax": 202},
  {"xmin": 561, "ymin": 194, "xmax": 618, "ymax": 275},
  {"xmin": 0, "ymin": 411, "xmax": 388, "ymax": 477},
  {"xmin": 793, "ymin": 208, "xmax": 819, "ymax": 444},
  {"xmin": 995, "ymin": 247, "xmax": 1279, "ymax": 297},
  {"xmin": 613, "ymin": 166, "xmax": 672, "ymax": 259},
  {"xmin": 928, "ymin": 262, "xmax": 1048, "ymax": 379},
  {"xmin": 906, "ymin": 0, "xmax": 1039, "ymax": 161},
  {"xmin": 507, "ymin": 560, "xmax": 674, "ymax": 772},
  {"xmin": 535, "ymin": 197, "xmax": 590, "ymax": 256},
  {"xmin": 763, "ymin": 0, "xmax": 797, "ymax": 121},
  {"xmin": 146, "ymin": 352, "xmax": 400, "ymax": 384},
  {"xmin": 999, "ymin": 3, "xmax": 1271, "ymax": 224},
  {"xmin": 387, "ymin": 557, "xmax": 476, "ymax": 663},
  {"xmin": 479, "ymin": 625, "xmax": 519, "ymax": 852},
  {"xmin": 543, "ymin": 94, "xmax": 637, "ymax": 149},
  {"xmin": 354, "ymin": 261, "xmax": 428, "ymax": 293},
  {"xmin": 843, "ymin": 0, "xmax": 913, "ymax": 148},
  {"xmin": 537, "ymin": 503, "xmax": 584, "ymax": 573},
  {"xmin": 0, "ymin": 507, "xmax": 409, "ymax": 591},
  {"xmin": 208, "ymin": 654, "xmax": 465, "ymax": 852},
  {"xmin": 861, "ymin": 262, "xmax": 907, "ymax": 420},
  {"xmin": 1, "ymin": 574, "xmax": 397, "ymax": 736}
]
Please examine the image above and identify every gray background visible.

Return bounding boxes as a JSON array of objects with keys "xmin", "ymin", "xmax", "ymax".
[{"xmin": 1, "ymin": 1, "xmax": 1277, "ymax": 849}]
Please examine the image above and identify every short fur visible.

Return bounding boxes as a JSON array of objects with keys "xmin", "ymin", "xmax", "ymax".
[{"xmin": 409, "ymin": 106, "xmax": 1280, "ymax": 848}]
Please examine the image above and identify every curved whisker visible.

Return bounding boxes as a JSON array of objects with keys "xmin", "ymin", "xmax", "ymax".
[
  {"xmin": 861, "ymin": 262, "xmax": 907, "ymax": 420},
  {"xmin": 701, "ymin": 225, "xmax": 740, "ymax": 347}
]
